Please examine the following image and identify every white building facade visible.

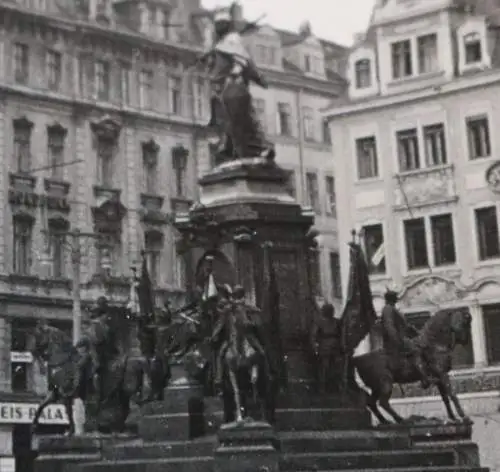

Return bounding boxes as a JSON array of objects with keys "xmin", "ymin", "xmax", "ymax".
[{"xmin": 325, "ymin": 1, "xmax": 500, "ymax": 468}]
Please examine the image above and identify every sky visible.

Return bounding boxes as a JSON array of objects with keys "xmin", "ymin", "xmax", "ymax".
[{"xmin": 201, "ymin": 0, "xmax": 376, "ymax": 46}]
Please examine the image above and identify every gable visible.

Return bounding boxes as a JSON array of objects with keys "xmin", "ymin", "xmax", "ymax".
[{"xmin": 372, "ymin": 0, "xmax": 452, "ymax": 26}]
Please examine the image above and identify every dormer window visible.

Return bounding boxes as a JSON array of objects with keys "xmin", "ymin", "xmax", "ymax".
[
  {"xmin": 391, "ymin": 40, "xmax": 412, "ymax": 79},
  {"xmin": 305, "ymin": 55, "xmax": 311, "ymax": 72},
  {"xmin": 354, "ymin": 59, "xmax": 371, "ymax": 89},
  {"xmin": 465, "ymin": 33, "xmax": 482, "ymax": 64}
]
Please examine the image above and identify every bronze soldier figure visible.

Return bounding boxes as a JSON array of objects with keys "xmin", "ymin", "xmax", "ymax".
[
  {"xmin": 310, "ymin": 302, "xmax": 340, "ymax": 393},
  {"xmin": 380, "ymin": 289, "xmax": 430, "ymax": 389}
]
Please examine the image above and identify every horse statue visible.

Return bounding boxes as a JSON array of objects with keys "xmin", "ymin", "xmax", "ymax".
[
  {"xmin": 29, "ymin": 321, "xmax": 94, "ymax": 436},
  {"xmin": 353, "ymin": 308, "xmax": 472, "ymax": 424},
  {"xmin": 213, "ymin": 285, "xmax": 274, "ymax": 423}
]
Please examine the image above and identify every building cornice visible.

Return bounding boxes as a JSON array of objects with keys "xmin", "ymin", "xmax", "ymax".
[{"xmin": 324, "ymin": 70, "xmax": 500, "ymax": 120}]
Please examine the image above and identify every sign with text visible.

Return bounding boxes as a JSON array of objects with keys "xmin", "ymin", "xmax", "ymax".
[
  {"xmin": 10, "ymin": 351, "xmax": 33, "ymax": 363},
  {"xmin": 0, "ymin": 403, "xmax": 69, "ymax": 425}
]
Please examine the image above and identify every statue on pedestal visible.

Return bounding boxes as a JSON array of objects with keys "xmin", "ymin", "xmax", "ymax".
[{"xmin": 199, "ymin": 3, "xmax": 275, "ymax": 164}]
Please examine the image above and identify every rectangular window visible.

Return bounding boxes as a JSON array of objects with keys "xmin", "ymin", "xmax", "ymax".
[
  {"xmin": 464, "ymin": 33, "xmax": 482, "ymax": 64},
  {"xmin": 322, "ymin": 120, "xmax": 331, "ymax": 144},
  {"xmin": 424, "ymin": 123, "xmax": 447, "ymax": 166},
  {"xmin": 329, "ymin": 252, "xmax": 342, "ymax": 299},
  {"xmin": 13, "ymin": 217, "xmax": 33, "ymax": 275},
  {"xmin": 391, "ymin": 39, "xmax": 412, "ymax": 79},
  {"xmin": 467, "ymin": 115, "xmax": 491, "ymax": 159},
  {"xmin": 95, "ymin": 60, "xmax": 110, "ymax": 101},
  {"xmin": 254, "ymin": 98, "xmax": 266, "ymax": 131},
  {"xmin": 304, "ymin": 54, "xmax": 311, "ymax": 72},
  {"xmin": 13, "ymin": 43, "xmax": 29, "ymax": 84},
  {"xmin": 354, "ymin": 59, "xmax": 371, "ymax": 88},
  {"xmin": 325, "ymin": 176, "xmax": 336, "ymax": 217},
  {"xmin": 302, "ymin": 107, "xmax": 314, "ymax": 141},
  {"xmin": 97, "ymin": 138, "xmax": 114, "ymax": 187},
  {"xmin": 285, "ymin": 169, "xmax": 296, "ymax": 198},
  {"xmin": 305, "ymin": 172, "xmax": 320, "ymax": 214},
  {"xmin": 168, "ymin": 76, "xmax": 182, "ymax": 115},
  {"xmin": 363, "ymin": 223, "xmax": 386, "ymax": 274},
  {"xmin": 417, "ymin": 34, "xmax": 438, "ymax": 74},
  {"xmin": 142, "ymin": 145, "xmax": 158, "ymax": 194},
  {"xmin": 48, "ymin": 223, "xmax": 66, "ymax": 278},
  {"xmin": 46, "ymin": 50, "xmax": 62, "ymax": 91},
  {"xmin": 430, "ymin": 213, "xmax": 456, "ymax": 266},
  {"xmin": 193, "ymin": 77, "xmax": 206, "ymax": 119},
  {"xmin": 404, "ymin": 217, "xmax": 428, "ymax": 270},
  {"xmin": 97, "ymin": 233, "xmax": 120, "ymax": 276},
  {"xmin": 397, "ymin": 128, "xmax": 420, "ymax": 172},
  {"xmin": 483, "ymin": 304, "xmax": 500, "ymax": 365},
  {"xmin": 145, "ymin": 233, "xmax": 162, "ymax": 286},
  {"xmin": 47, "ymin": 127, "xmax": 65, "ymax": 179},
  {"xmin": 139, "ymin": 70, "xmax": 153, "ymax": 109},
  {"xmin": 13, "ymin": 120, "xmax": 32, "ymax": 173},
  {"xmin": 355, "ymin": 136, "xmax": 378, "ymax": 179},
  {"xmin": 119, "ymin": 62, "xmax": 130, "ymax": 105},
  {"xmin": 475, "ymin": 206, "xmax": 500, "ymax": 260},
  {"xmin": 277, "ymin": 102, "xmax": 292, "ymax": 136}
]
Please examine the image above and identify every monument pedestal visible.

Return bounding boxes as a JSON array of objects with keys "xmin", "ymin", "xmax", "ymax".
[{"xmin": 214, "ymin": 420, "xmax": 279, "ymax": 472}]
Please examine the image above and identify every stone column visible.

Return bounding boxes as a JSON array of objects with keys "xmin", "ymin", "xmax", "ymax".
[
  {"xmin": 469, "ymin": 303, "xmax": 487, "ymax": 367},
  {"xmin": 0, "ymin": 99, "xmax": 6, "ymax": 273}
]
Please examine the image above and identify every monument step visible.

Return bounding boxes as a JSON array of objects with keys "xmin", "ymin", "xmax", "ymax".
[
  {"xmin": 279, "ymin": 429, "xmax": 411, "ymax": 453},
  {"xmin": 102, "ymin": 437, "xmax": 216, "ymax": 460},
  {"xmin": 275, "ymin": 407, "xmax": 371, "ymax": 431},
  {"xmin": 73, "ymin": 456, "xmax": 213, "ymax": 472},
  {"xmin": 308, "ymin": 467, "xmax": 488, "ymax": 472},
  {"xmin": 279, "ymin": 448, "xmax": 458, "ymax": 471}
]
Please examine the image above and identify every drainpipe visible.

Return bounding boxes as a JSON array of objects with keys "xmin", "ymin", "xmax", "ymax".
[{"xmin": 295, "ymin": 87, "xmax": 306, "ymax": 204}]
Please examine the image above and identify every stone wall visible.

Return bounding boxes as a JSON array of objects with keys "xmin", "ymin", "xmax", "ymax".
[{"xmin": 390, "ymin": 392, "xmax": 500, "ymax": 471}]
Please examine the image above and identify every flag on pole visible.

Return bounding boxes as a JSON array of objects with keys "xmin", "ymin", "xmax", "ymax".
[{"xmin": 371, "ymin": 242, "xmax": 385, "ymax": 267}]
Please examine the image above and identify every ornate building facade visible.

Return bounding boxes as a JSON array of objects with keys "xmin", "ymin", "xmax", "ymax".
[
  {"xmin": 325, "ymin": 1, "xmax": 500, "ymax": 468},
  {"xmin": 0, "ymin": 0, "xmax": 346, "ymax": 466}
]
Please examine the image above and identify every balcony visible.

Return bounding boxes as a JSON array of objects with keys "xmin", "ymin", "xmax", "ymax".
[{"xmin": 393, "ymin": 164, "xmax": 458, "ymax": 211}]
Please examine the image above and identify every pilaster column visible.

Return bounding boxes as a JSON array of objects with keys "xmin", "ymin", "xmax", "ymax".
[{"xmin": 470, "ymin": 303, "xmax": 487, "ymax": 367}]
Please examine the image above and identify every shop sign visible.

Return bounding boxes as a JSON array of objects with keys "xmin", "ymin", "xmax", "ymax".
[
  {"xmin": 0, "ymin": 403, "xmax": 68, "ymax": 425},
  {"xmin": 10, "ymin": 351, "xmax": 33, "ymax": 363}
]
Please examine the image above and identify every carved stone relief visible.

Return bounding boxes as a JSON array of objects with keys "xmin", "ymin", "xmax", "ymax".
[{"xmin": 398, "ymin": 275, "xmax": 466, "ymax": 308}]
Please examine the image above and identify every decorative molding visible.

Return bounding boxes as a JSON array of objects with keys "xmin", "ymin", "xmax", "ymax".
[
  {"xmin": 44, "ymin": 178, "xmax": 70, "ymax": 196},
  {"xmin": 90, "ymin": 115, "xmax": 121, "ymax": 141},
  {"xmin": 46, "ymin": 122, "xmax": 68, "ymax": 136},
  {"xmin": 485, "ymin": 160, "xmax": 500, "ymax": 194},
  {"xmin": 12, "ymin": 116, "xmax": 33, "ymax": 130}
]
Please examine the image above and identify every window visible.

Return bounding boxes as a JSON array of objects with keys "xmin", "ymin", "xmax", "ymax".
[
  {"xmin": 404, "ymin": 217, "xmax": 428, "ymax": 270},
  {"xmin": 464, "ymin": 33, "xmax": 482, "ymax": 64},
  {"xmin": 354, "ymin": 59, "xmax": 371, "ymax": 89},
  {"xmin": 13, "ymin": 217, "xmax": 33, "ymax": 275},
  {"xmin": 256, "ymin": 45, "xmax": 276, "ymax": 65},
  {"xmin": 145, "ymin": 232, "xmax": 162, "ymax": 286},
  {"xmin": 193, "ymin": 77, "xmax": 206, "ymax": 119},
  {"xmin": 119, "ymin": 62, "xmax": 130, "ymax": 104},
  {"xmin": 139, "ymin": 70, "xmax": 153, "ymax": 109},
  {"xmin": 46, "ymin": 50, "xmax": 62, "ymax": 90},
  {"xmin": 277, "ymin": 102, "xmax": 292, "ymax": 136},
  {"xmin": 305, "ymin": 172, "xmax": 320, "ymax": 214},
  {"xmin": 430, "ymin": 214, "xmax": 456, "ymax": 266},
  {"xmin": 362, "ymin": 224, "xmax": 385, "ymax": 274},
  {"xmin": 254, "ymin": 98, "xmax": 266, "ymax": 131},
  {"xmin": 95, "ymin": 60, "xmax": 110, "ymax": 101},
  {"xmin": 47, "ymin": 126, "xmax": 66, "ymax": 179},
  {"xmin": 284, "ymin": 170, "xmax": 296, "ymax": 198},
  {"xmin": 13, "ymin": 43, "xmax": 29, "ymax": 84},
  {"xmin": 174, "ymin": 164, "xmax": 186, "ymax": 198},
  {"xmin": 424, "ymin": 123, "xmax": 447, "ymax": 166},
  {"xmin": 308, "ymin": 249, "xmax": 322, "ymax": 296},
  {"xmin": 475, "ymin": 206, "xmax": 500, "ymax": 260},
  {"xmin": 304, "ymin": 54, "xmax": 311, "ymax": 72},
  {"xmin": 483, "ymin": 304, "xmax": 500, "ymax": 365},
  {"xmin": 417, "ymin": 34, "xmax": 438, "ymax": 74},
  {"xmin": 355, "ymin": 136, "xmax": 378, "ymax": 179},
  {"xmin": 11, "ymin": 319, "xmax": 34, "ymax": 393},
  {"xmin": 13, "ymin": 119, "xmax": 32, "ymax": 173},
  {"xmin": 467, "ymin": 116, "xmax": 491, "ymax": 159},
  {"xmin": 391, "ymin": 40, "xmax": 412, "ymax": 79},
  {"xmin": 322, "ymin": 120, "xmax": 331, "ymax": 144},
  {"xmin": 142, "ymin": 142, "xmax": 158, "ymax": 194},
  {"xmin": 397, "ymin": 128, "xmax": 420, "ymax": 172},
  {"xmin": 96, "ymin": 137, "xmax": 114, "ymax": 187},
  {"xmin": 329, "ymin": 252, "xmax": 342, "ymax": 299},
  {"xmin": 159, "ymin": 9, "xmax": 170, "ymax": 39},
  {"xmin": 302, "ymin": 107, "xmax": 314, "ymax": 141},
  {"xmin": 168, "ymin": 76, "xmax": 182, "ymax": 115},
  {"xmin": 325, "ymin": 176, "xmax": 336, "ymax": 216},
  {"xmin": 406, "ymin": 311, "xmax": 473, "ymax": 369},
  {"xmin": 48, "ymin": 221, "xmax": 66, "ymax": 278},
  {"xmin": 97, "ymin": 232, "xmax": 120, "ymax": 275}
]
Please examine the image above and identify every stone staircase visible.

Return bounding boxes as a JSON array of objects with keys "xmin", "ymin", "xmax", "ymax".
[{"xmin": 34, "ymin": 392, "xmax": 489, "ymax": 472}]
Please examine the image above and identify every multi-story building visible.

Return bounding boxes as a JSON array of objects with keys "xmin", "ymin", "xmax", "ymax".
[
  {"xmin": 0, "ymin": 0, "xmax": 345, "ymax": 468},
  {"xmin": 325, "ymin": 0, "xmax": 500, "ymax": 468}
]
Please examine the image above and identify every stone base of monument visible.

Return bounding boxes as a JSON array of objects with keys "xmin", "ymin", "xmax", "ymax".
[{"xmin": 214, "ymin": 419, "xmax": 279, "ymax": 472}]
